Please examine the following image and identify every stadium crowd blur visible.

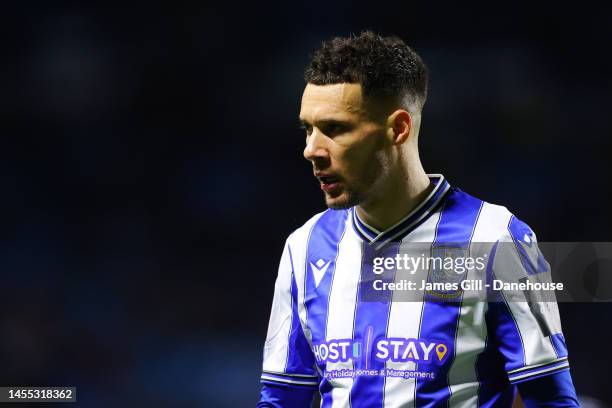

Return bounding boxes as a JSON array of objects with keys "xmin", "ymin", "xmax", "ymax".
[{"xmin": 2, "ymin": 3, "xmax": 611, "ymax": 407}]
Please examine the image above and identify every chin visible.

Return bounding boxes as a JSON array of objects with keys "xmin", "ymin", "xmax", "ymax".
[{"xmin": 324, "ymin": 191, "xmax": 363, "ymax": 210}]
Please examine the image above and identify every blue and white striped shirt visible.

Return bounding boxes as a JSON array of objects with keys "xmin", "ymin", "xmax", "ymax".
[{"xmin": 259, "ymin": 174, "xmax": 574, "ymax": 407}]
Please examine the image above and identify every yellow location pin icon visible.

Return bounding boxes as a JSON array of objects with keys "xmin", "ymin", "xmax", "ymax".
[{"xmin": 435, "ymin": 344, "xmax": 448, "ymax": 362}]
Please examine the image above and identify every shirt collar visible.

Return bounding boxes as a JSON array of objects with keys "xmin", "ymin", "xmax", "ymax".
[{"xmin": 351, "ymin": 174, "xmax": 451, "ymax": 249}]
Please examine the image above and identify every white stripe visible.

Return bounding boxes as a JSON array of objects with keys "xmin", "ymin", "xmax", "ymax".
[
  {"xmin": 326, "ymin": 219, "xmax": 362, "ymax": 408},
  {"xmin": 507, "ymin": 356, "xmax": 568, "ymax": 374},
  {"xmin": 262, "ymin": 370, "xmax": 319, "ymax": 378},
  {"xmin": 382, "ymin": 210, "xmax": 442, "ymax": 408},
  {"xmin": 446, "ymin": 302, "xmax": 488, "ymax": 408},
  {"xmin": 494, "ymin": 217, "xmax": 560, "ymax": 368},
  {"xmin": 447, "ymin": 202, "xmax": 505, "ymax": 407},
  {"xmin": 508, "ymin": 362, "xmax": 570, "ymax": 382},
  {"xmin": 261, "ymin": 240, "xmax": 295, "ymax": 373},
  {"xmin": 261, "ymin": 375, "xmax": 319, "ymax": 386}
]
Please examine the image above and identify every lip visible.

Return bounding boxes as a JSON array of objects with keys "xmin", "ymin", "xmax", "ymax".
[
  {"xmin": 314, "ymin": 171, "xmax": 341, "ymax": 193},
  {"xmin": 318, "ymin": 177, "xmax": 341, "ymax": 193},
  {"xmin": 320, "ymin": 181, "xmax": 341, "ymax": 193}
]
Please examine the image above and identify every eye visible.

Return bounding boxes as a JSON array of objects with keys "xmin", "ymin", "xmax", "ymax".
[
  {"xmin": 323, "ymin": 123, "xmax": 347, "ymax": 136},
  {"xmin": 300, "ymin": 124, "xmax": 313, "ymax": 136}
]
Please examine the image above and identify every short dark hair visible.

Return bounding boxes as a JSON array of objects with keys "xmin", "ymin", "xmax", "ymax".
[{"xmin": 304, "ymin": 31, "xmax": 428, "ymax": 113}]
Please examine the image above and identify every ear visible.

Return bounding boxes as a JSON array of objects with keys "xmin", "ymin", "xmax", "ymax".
[{"xmin": 386, "ymin": 109, "xmax": 412, "ymax": 145}]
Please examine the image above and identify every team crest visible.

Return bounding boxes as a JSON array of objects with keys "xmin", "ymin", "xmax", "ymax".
[{"xmin": 425, "ymin": 246, "xmax": 469, "ymax": 299}]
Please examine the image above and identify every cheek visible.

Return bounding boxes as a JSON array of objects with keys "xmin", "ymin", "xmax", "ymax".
[
  {"xmin": 343, "ymin": 142, "xmax": 386, "ymax": 183},
  {"xmin": 364, "ymin": 150, "xmax": 388, "ymax": 183}
]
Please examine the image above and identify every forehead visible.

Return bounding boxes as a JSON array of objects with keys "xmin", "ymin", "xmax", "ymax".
[{"xmin": 299, "ymin": 83, "xmax": 365, "ymax": 122}]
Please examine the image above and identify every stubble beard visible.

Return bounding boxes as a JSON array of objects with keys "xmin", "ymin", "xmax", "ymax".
[
  {"xmin": 324, "ymin": 157, "xmax": 387, "ymax": 210},
  {"xmin": 324, "ymin": 187, "xmax": 366, "ymax": 210}
]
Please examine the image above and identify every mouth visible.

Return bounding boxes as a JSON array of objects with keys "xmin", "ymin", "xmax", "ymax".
[
  {"xmin": 317, "ymin": 175, "xmax": 339, "ymax": 184},
  {"xmin": 316, "ymin": 174, "xmax": 342, "ymax": 193}
]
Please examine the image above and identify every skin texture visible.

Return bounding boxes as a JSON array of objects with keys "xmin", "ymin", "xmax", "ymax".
[{"xmin": 299, "ymin": 83, "xmax": 432, "ymax": 231}]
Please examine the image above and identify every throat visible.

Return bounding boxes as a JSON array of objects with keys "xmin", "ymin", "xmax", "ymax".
[{"xmin": 356, "ymin": 177, "xmax": 434, "ymax": 232}]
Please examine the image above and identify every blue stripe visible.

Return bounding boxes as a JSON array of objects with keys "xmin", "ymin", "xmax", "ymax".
[
  {"xmin": 304, "ymin": 209, "xmax": 349, "ymax": 407},
  {"xmin": 476, "ymin": 220, "xmax": 530, "ymax": 406},
  {"xmin": 486, "ymin": 295, "xmax": 525, "ymax": 368},
  {"xmin": 481, "ymin": 218, "xmax": 527, "ymax": 375},
  {"xmin": 476, "ymin": 242, "xmax": 517, "ymax": 408},
  {"xmin": 415, "ymin": 189, "xmax": 483, "ymax": 407},
  {"xmin": 350, "ymin": 241, "xmax": 399, "ymax": 408},
  {"xmin": 285, "ymin": 245, "xmax": 318, "ymax": 376},
  {"xmin": 508, "ymin": 216, "xmax": 549, "ymax": 276},
  {"xmin": 550, "ymin": 333, "xmax": 568, "ymax": 358}
]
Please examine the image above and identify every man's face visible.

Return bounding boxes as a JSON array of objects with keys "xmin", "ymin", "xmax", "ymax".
[{"xmin": 299, "ymin": 83, "xmax": 389, "ymax": 209}]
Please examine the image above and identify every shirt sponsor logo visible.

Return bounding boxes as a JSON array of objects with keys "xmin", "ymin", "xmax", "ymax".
[{"xmin": 313, "ymin": 337, "xmax": 449, "ymax": 365}]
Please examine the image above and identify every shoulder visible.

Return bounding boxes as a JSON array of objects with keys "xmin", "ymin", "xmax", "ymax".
[
  {"xmin": 281, "ymin": 209, "xmax": 350, "ymax": 281},
  {"xmin": 446, "ymin": 186, "xmax": 538, "ymax": 243},
  {"xmin": 285, "ymin": 208, "xmax": 350, "ymax": 250}
]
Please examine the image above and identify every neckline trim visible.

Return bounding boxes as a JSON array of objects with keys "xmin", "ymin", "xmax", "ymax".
[{"xmin": 351, "ymin": 174, "xmax": 451, "ymax": 249}]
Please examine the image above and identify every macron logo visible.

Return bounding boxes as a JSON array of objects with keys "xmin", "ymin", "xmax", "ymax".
[{"xmin": 310, "ymin": 258, "xmax": 331, "ymax": 288}]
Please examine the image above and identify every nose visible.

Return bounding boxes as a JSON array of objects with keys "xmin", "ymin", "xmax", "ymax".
[{"xmin": 303, "ymin": 131, "xmax": 329, "ymax": 163}]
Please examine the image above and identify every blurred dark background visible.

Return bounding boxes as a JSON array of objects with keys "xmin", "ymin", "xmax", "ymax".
[{"xmin": 1, "ymin": 2, "xmax": 611, "ymax": 407}]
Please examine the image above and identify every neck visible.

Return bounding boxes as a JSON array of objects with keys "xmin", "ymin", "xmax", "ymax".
[{"xmin": 356, "ymin": 161, "xmax": 431, "ymax": 231}]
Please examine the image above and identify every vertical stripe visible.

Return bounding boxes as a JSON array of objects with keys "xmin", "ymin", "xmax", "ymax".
[
  {"xmin": 304, "ymin": 209, "xmax": 350, "ymax": 407},
  {"xmin": 294, "ymin": 213, "xmax": 326, "ymax": 349},
  {"xmin": 262, "ymin": 240, "xmax": 297, "ymax": 373},
  {"xmin": 261, "ymin": 213, "xmax": 324, "ymax": 385},
  {"xmin": 486, "ymin": 245, "xmax": 525, "ymax": 369},
  {"xmin": 488, "ymin": 216, "xmax": 559, "ymax": 375},
  {"xmin": 447, "ymin": 202, "xmax": 511, "ymax": 407},
  {"xmin": 349, "ymin": 241, "xmax": 400, "ymax": 408},
  {"xmin": 285, "ymin": 245, "xmax": 318, "ymax": 374},
  {"xmin": 550, "ymin": 333, "xmax": 568, "ymax": 358},
  {"xmin": 446, "ymin": 301, "xmax": 487, "ymax": 408},
  {"xmin": 383, "ymin": 210, "xmax": 443, "ymax": 408},
  {"xmin": 415, "ymin": 189, "xmax": 483, "ymax": 407},
  {"xmin": 476, "ymin": 242, "xmax": 517, "ymax": 407},
  {"xmin": 326, "ymin": 218, "xmax": 362, "ymax": 408},
  {"xmin": 500, "ymin": 217, "xmax": 561, "ymax": 369},
  {"xmin": 458, "ymin": 203, "xmax": 517, "ymax": 407}
]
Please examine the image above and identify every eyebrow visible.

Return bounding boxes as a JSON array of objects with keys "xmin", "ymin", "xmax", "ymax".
[{"xmin": 298, "ymin": 118, "xmax": 352, "ymax": 127}]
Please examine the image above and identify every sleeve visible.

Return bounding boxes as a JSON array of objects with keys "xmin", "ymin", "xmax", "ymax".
[
  {"xmin": 257, "ymin": 383, "xmax": 317, "ymax": 408},
  {"xmin": 517, "ymin": 370, "xmax": 579, "ymax": 407},
  {"xmin": 485, "ymin": 215, "xmax": 572, "ymax": 385},
  {"xmin": 258, "ymin": 239, "xmax": 319, "ymax": 405}
]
